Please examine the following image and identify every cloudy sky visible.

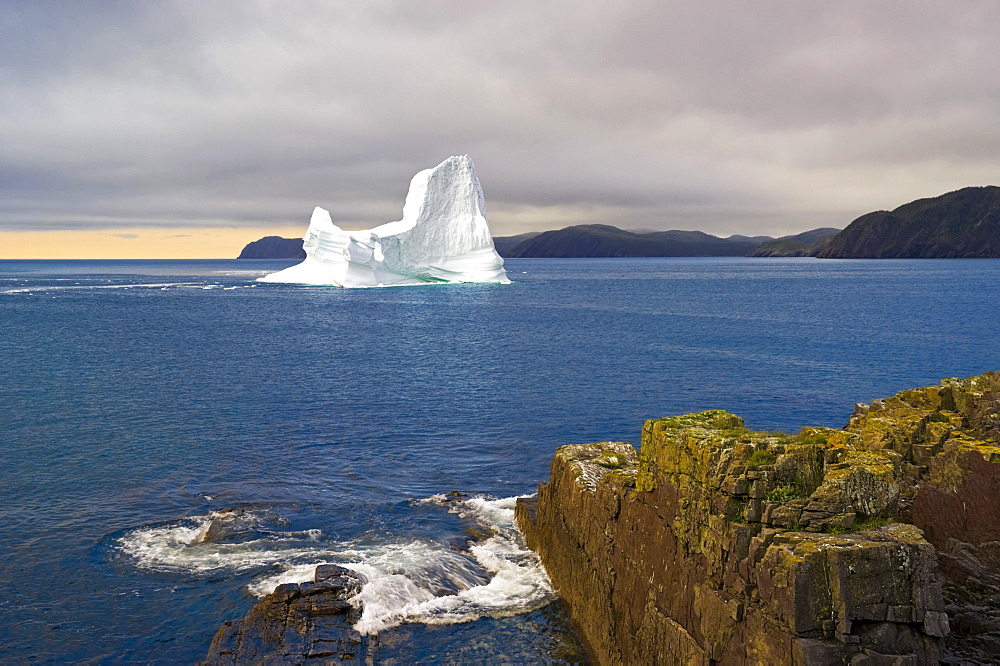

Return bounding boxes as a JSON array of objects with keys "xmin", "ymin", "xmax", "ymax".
[{"xmin": 2, "ymin": 0, "xmax": 999, "ymax": 257}]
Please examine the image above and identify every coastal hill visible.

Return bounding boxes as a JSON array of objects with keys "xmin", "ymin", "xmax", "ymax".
[
  {"xmin": 815, "ymin": 185, "xmax": 1000, "ymax": 258},
  {"xmin": 238, "ymin": 184, "xmax": 1000, "ymax": 260},
  {"xmin": 746, "ymin": 227, "xmax": 842, "ymax": 257},
  {"xmin": 235, "ymin": 233, "xmax": 539, "ymax": 260},
  {"xmin": 237, "ymin": 226, "xmax": 792, "ymax": 259},
  {"xmin": 492, "ymin": 231, "xmax": 541, "ymax": 256},
  {"xmin": 503, "ymin": 224, "xmax": 775, "ymax": 258},
  {"xmin": 237, "ymin": 236, "xmax": 305, "ymax": 259}
]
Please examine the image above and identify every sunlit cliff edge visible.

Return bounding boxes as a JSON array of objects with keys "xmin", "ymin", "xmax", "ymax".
[{"xmin": 517, "ymin": 372, "xmax": 1000, "ymax": 664}]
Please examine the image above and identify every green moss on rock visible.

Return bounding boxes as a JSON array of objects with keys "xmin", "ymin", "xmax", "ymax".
[{"xmin": 519, "ymin": 372, "xmax": 1000, "ymax": 664}]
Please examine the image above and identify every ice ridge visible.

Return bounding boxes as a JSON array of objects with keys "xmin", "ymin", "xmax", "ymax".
[{"xmin": 258, "ymin": 156, "xmax": 510, "ymax": 287}]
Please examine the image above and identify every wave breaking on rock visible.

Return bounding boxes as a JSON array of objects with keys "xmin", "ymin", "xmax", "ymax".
[{"xmin": 115, "ymin": 493, "xmax": 553, "ymax": 659}]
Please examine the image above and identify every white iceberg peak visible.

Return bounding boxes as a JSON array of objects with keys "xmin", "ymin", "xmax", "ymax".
[{"xmin": 259, "ymin": 155, "xmax": 510, "ymax": 287}]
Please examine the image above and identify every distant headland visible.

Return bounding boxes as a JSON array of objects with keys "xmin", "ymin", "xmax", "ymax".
[
  {"xmin": 814, "ymin": 186, "xmax": 1000, "ymax": 258},
  {"xmin": 237, "ymin": 236, "xmax": 306, "ymax": 259},
  {"xmin": 238, "ymin": 185, "xmax": 1000, "ymax": 260}
]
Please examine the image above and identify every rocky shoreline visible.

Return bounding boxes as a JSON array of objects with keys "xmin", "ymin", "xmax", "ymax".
[
  {"xmin": 199, "ymin": 495, "xmax": 587, "ymax": 664},
  {"xmin": 201, "ymin": 561, "xmax": 587, "ymax": 664},
  {"xmin": 202, "ymin": 373, "xmax": 1000, "ymax": 663},
  {"xmin": 516, "ymin": 372, "xmax": 1000, "ymax": 664}
]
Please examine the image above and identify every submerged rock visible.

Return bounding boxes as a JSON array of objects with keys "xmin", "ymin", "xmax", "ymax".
[
  {"xmin": 517, "ymin": 372, "xmax": 1000, "ymax": 664},
  {"xmin": 196, "ymin": 507, "xmax": 290, "ymax": 544}
]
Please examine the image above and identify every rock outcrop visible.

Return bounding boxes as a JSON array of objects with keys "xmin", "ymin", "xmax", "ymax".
[
  {"xmin": 203, "ymin": 564, "xmax": 369, "ymax": 664},
  {"xmin": 517, "ymin": 372, "xmax": 1000, "ymax": 664}
]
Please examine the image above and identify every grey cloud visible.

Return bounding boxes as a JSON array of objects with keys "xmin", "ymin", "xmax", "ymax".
[{"xmin": 2, "ymin": 0, "xmax": 998, "ymax": 237}]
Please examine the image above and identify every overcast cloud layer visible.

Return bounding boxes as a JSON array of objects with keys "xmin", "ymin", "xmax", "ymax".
[{"xmin": 2, "ymin": 0, "xmax": 999, "ymax": 236}]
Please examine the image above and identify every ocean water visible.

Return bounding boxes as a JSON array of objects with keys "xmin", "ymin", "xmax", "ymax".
[{"xmin": 2, "ymin": 257, "xmax": 999, "ymax": 662}]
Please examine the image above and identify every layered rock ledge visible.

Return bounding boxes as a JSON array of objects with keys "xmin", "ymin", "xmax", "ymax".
[
  {"xmin": 202, "ymin": 564, "xmax": 369, "ymax": 664},
  {"xmin": 516, "ymin": 372, "xmax": 1000, "ymax": 664}
]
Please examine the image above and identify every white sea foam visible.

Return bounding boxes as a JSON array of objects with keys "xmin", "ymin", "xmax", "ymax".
[
  {"xmin": 210, "ymin": 270, "xmax": 274, "ymax": 277},
  {"xmin": 246, "ymin": 562, "xmax": 332, "ymax": 597},
  {"xmin": 351, "ymin": 495, "xmax": 554, "ymax": 634},
  {"xmin": 0, "ymin": 282, "xmax": 262, "ymax": 295},
  {"xmin": 117, "ymin": 495, "xmax": 552, "ymax": 635},
  {"xmin": 1, "ymin": 282, "xmax": 194, "ymax": 295},
  {"xmin": 117, "ymin": 510, "xmax": 327, "ymax": 573},
  {"xmin": 410, "ymin": 493, "xmax": 449, "ymax": 505}
]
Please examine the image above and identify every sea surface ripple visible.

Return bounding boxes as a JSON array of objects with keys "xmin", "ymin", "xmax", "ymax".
[{"xmin": 2, "ymin": 257, "xmax": 999, "ymax": 661}]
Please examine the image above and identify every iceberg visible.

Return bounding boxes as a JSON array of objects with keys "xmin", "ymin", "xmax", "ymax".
[{"xmin": 258, "ymin": 155, "xmax": 510, "ymax": 287}]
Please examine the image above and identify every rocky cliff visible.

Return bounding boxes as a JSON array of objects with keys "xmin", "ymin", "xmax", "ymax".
[{"xmin": 516, "ymin": 372, "xmax": 1000, "ymax": 664}]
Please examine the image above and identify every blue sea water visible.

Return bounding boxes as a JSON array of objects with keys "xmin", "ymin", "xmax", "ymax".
[{"xmin": 1, "ymin": 257, "xmax": 999, "ymax": 662}]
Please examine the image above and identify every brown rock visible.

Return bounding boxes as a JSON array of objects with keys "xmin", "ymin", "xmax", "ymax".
[
  {"xmin": 517, "ymin": 373, "xmax": 1000, "ymax": 664},
  {"xmin": 201, "ymin": 565, "xmax": 368, "ymax": 664}
]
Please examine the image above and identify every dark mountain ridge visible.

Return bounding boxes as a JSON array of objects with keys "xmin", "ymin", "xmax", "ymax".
[
  {"xmin": 747, "ymin": 227, "xmax": 842, "ymax": 257},
  {"xmin": 239, "ymin": 186, "xmax": 1000, "ymax": 260},
  {"xmin": 817, "ymin": 186, "xmax": 1000, "ymax": 258},
  {"xmin": 504, "ymin": 224, "xmax": 772, "ymax": 258},
  {"xmin": 237, "ymin": 236, "xmax": 305, "ymax": 259},
  {"xmin": 492, "ymin": 231, "xmax": 541, "ymax": 256}
]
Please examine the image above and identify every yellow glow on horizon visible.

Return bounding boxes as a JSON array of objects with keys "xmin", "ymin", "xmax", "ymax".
[{"xmin": 0, "ymin": 226, "xmax": 308, "ymax": 259}]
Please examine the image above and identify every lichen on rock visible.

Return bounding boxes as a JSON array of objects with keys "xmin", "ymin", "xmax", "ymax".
[{"xmin": 517, "ymin": 372, "xmax": 1000, "ymax": 664}]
